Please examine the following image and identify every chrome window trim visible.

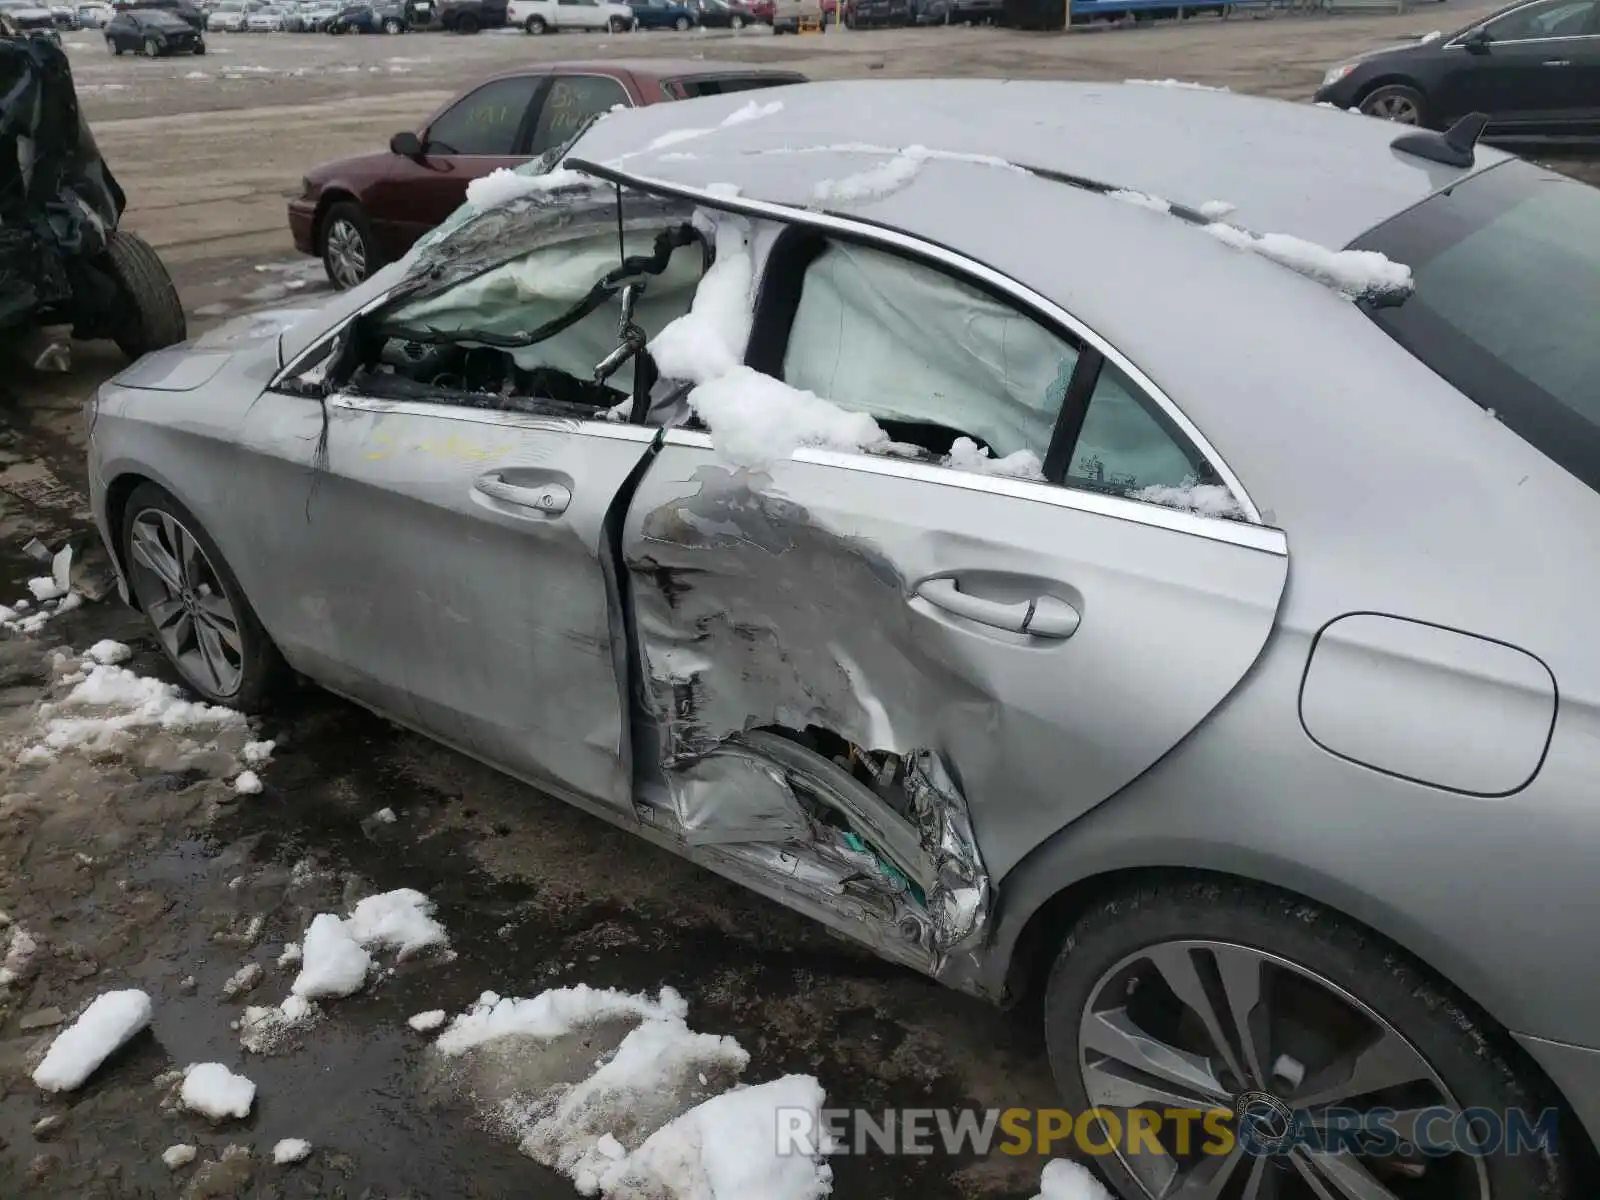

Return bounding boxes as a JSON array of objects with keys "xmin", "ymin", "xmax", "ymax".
[
  {"xmin": 658, "ymin": 428, "xmax": 1287, "ymax": 556},
  {"xmin": 324, "ymin": 392, "xmax": 661, "ymax": 443},
  {"xmin": 566, "ymin": 159, "xmax": 1268, "ymax": 527}
]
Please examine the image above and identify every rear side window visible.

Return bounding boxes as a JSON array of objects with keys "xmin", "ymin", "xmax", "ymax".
[
  {"xmin": 426, "ymin": 76, "xmax": 541, "ymax": 157},
  {"xmin": 1355, "ymin": 161, "xmax": 1600, "ymax": 495},
  {"xmin": 773, "ymin": 238, "xmax": 1213, "ymax": 500},
  {"xmin": 667, "ymin": 74, "xmax": 802, "ymax": 98}
]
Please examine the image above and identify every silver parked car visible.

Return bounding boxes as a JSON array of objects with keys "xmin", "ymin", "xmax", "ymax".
[{"xmin": 87, "ymin": 81, "xmax": 1599, "ymax": 1199}]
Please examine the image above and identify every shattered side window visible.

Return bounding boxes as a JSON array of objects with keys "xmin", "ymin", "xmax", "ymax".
[
  {"xmin": 391, "ymin": 228, "xmax": 703, "ymax": 390},
  {"xmin": 782, "ymin": 242, "xmax": 1076, "ymax": 465}
]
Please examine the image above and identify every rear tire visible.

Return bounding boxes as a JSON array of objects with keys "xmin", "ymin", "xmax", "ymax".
[
  {"xmin": 383, "ymin": 16, "xmax": 403, "ymax": 30},
  {"xmin": 525, "ymin": 13, "xmax": 545, "ymax": 30},
  {"xmin": 121, "ymin": 482, "xmax": 285, "ymax": 711},
  {"xmin": 1359, "ymin": 83, "xmax": 1428, "ymax": 126},
  {"xmin": 103, "ymin": 231, "xmax": 187, "ymax": 360},
  {"xmin": 729, "ymin": 12, "xmax": 743, "ymax": 26},
  {"xmin": 107, "ymin": 36, "xmax": 121, "ymax": 52},
  {"xmin": 1043, "ymin": 878, "xmax": 1568, "ymax": 1200},
  {"xmin": 673, "ymin": 12, "xmax": 689, "ymax": 26},
  {"xmin": 608, "ymin": 14, "xmax": 625, "ymax": 29},
  {"xmin": 456, "ymin": 11, "xmax": 479, "ymax": 30},
  {"xmin": 142, "ymin": 35, "xmax": 161, "ymax": 55}
]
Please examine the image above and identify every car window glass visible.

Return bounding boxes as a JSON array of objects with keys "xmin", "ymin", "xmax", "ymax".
[
  {"xmin": 528, "ymin": 75, "xmax": 629, "ymax": 156},
  {"xmin": 1485, "ymin": 0, "xmax": 1594, "ymax": 39},
  {"xmin": 674, "ymin": 75, "xmax": 795, "ymax": 96},
  {"xmin": 425, "ymin": 76, "xmax": 541, "ymax": 157},
  {"xmin": 781, "ymin": 240, "xmax": 1209, "ymax": 495},
  {"xmin": 1068, "ymin": 364, "xmax": 1211, "ymax": 497},
  {"xmin": 380, "ymin": 229, "xmax": 705, "ymax": 408}
]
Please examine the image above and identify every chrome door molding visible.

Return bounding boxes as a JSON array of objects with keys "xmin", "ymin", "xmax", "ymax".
[{"xmin": 659, "ymin": 428, "xmax": 1288, "ymax": 556}]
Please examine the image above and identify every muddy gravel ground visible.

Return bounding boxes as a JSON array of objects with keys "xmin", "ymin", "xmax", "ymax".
[{"xmin": 4, "ymin": 10, "xmax": 1598, "ymax": 1198}]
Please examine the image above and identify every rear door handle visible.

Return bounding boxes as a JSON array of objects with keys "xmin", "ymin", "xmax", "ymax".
[
  {"xmin": 473, "ymin": 473, "xmax": 571, "ymax": 515},
  {"xmin": 917, "ymin": 578, "xmax": 1081, "ymax": 639}
]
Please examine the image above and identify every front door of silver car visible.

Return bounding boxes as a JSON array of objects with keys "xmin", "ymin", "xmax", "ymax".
[{"xmin": 232, "ymin": 192, "xmax": 707, "ymax": 812}]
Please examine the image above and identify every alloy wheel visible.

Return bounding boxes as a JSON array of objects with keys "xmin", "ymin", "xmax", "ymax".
[
  {"xmin": 127, "ymin": 509, "xmax": 244, "ymax": 698},
  {"xmin": 1364, "ymin": 94, "xmax": 1420, "ymax": 124},
  {"xmin": 1077, "ymin": 940, "xmax": 1491, "ymax": 1200},
  {"xmin": 324, "ymin": 217, "xmax": 367, "ymax": 288}
]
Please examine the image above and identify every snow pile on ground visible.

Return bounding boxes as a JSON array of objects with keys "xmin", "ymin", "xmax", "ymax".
[
  {"xmin": 465, "ymin": 166, "xmax": 598, "ymax": 212},
  {"xmin": 240, "ymin": 994, "xmax": 317, "ymax": 1054},
  {"xmin": 0, "ymin": 926, "xmax": 39, "ymax": 986},
  {"xmin": 233, "ymin": 770, "xmax": 263, "ymax": 796},
  {"xmin": 1134, "ymin": 482, "xmax": 1242, "ymax": 519},
  {"xmin": 242, "ymin": 739, "xmax": 275, "ymax": 767},
  {"xmin": 290, "ymin": 914, "xmax": 371, "ymax": 1000},
  {"xmin": 289, "ymin": 889, "xmax": 449, "ymax": 1001},
  {"xmin": 162, "ymin": 1144, "xmax": 197, "ymax": 1170},
  {"xmin": 1031, "ymin": 1159, "xmax": 1111, "ymax": 1200},
  {"xmin": 1203, "ymin": 222, "xmax": 1412, "ymax": 300},
  {"xmin": 649, "ymin": 214, "xmax": 754, "ymax": 386},
  {"xmin": 181, "ymin": 1062, "xmax": 256, "ymax": 1121},
  {"xmin": 944, "ymin": 437, "xmax": 1045, "ymax": 481},
  {"xmin": 20, "ymin": 662, "xmax": 245, "ymax": 761},
  {"xmin": 1, "ymin": 589, "xmax": 83, "ymax": 636},
  {"xmin": 31, "ymin": 989, "xmax": 153, "ymax": 1092},
  {"xmin": 273, "ymin": 1138, "xmax": 312, "ymax": 1165},
  {"xmin": 408, "ymin": 1009, "xmax": 447, "ymax": 1032},
  {"xmin": 432, "ymin": 985, "xmax": 832, "ymax": 1200},
  {"xmin": 690, "ymin": 368, "xmax": 889, "ymax": 470},
  {"xmin": 85, "ymin": 640, "xmax": 132, "ymax": 665}
]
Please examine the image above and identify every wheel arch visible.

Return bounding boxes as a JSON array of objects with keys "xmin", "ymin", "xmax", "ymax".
[
  {"xmin": 310, "ymin": 187, "xmax": 361, "ymax": 254},
  {"xmin": 1351, "ymin": 73, "xmax": 1430, "ymax": 110}
]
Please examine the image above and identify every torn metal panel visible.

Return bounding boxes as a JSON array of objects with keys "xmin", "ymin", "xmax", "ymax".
[
  {"xmin": 905, "ymin": 750, "xmax": 990, "ymax": 954},
  {"xmin": 671, "ymin": 740, "xmax": 811, "ymax": 847},
  {"xmin": 629, "ymin": 461, "xmax": 983, "ymax": 766}
]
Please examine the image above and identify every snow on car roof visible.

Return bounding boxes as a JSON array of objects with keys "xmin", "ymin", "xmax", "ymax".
[{"xmin": 566, "ymin": 78, "xmax": 1507, "ymax": 251}]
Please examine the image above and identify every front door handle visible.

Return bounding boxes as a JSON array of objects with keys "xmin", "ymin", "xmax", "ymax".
[
  {"xmin": 916, "ymin": 578, "xmax": 1081, "ymax": 640},
  {"xmin": 473, "ymin": 473, "xmax": 571, "ymax": 515},
  {"xmin": 1542, "ymin": 58, "xmax": 1572, "ymax": 66}
]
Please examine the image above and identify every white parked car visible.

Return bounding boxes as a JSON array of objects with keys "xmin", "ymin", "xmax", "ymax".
[
  {"xmin": 206, "ymin": 0, "xmax": 248, "ymax": 29},
  {"xmin": 244, "ymin": 3, "xmax": 284, "ymax": 27},
  {"xmin": 76, "ymin": 1, "xmax": 114, "ymax": 24},
  {"xmin": 509, "ymin": 0, "xmax": 635, "ymax": 32}
]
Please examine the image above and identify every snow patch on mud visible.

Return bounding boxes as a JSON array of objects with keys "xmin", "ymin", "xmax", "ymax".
[{"xmin": 432, "ymin": 985, "xmax": 832, "ymax": 1199}]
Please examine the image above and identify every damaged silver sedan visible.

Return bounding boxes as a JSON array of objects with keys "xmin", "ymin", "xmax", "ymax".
[{"xmin": 89, "ymin": 80, "xmax": 1600, "ymax": 1199}]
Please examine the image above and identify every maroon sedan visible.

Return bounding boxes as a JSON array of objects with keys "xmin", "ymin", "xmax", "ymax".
[{"xmin": 289, "ymin": 59, "xmax": 806, "ymax": 290}]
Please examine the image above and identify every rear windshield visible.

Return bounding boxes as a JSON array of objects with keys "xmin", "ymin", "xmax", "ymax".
[
  {"xmin": 669, "ymin": 74, "xmax": 804, "ymax": 98},
  {"xmin": 1355, "ymin": 161, "xmax": 1600, "ymax": 493}
]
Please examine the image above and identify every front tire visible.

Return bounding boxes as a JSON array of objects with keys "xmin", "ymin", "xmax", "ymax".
[
  {"xmin": 608, "ymin": 14, "xmax": 625, "ymax": 29},
  {"xmin": 455, "ymin": 11, "xmax": 479, "ymax": 30},
  {"xmin": 1359, "ymin": 83, "xmax": 1427, "ymax": 126},
  {"xmin": 107, "ymin": 36, "xmax": 121, "ymax": 53},
  {"xmin": 121, "ymin": 483, "xmax": 284, "ymax": 711},
  {"xmin": 729, "ymin": 12, "xmax": 743, "ymax": 26},
  {"xmin": 102, "ymin": 231, "xmax": 186, "ymax": 360},
  {"xmin": 383, "ymin": 16, "xmax": 403, "ymax": 30},
  {"xmin": 1043, "ymin": 879, "xmax": 1566, "ymax": 1200},
  {"xmin": 142, "ymin": 35, "xmax": 161, "ymax": 55},
  {"xmin": 673, "ymin": 13, "xmax": 689, "ymax": 27},
  {"xmin": 319, "ymin": 201, "xmax": 380, "ymax": 291}
]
